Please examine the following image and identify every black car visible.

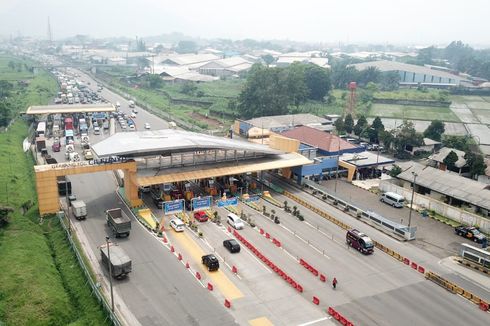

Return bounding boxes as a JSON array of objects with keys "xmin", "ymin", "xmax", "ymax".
[
  {"xmin": 223, "ymin": 239, "xmax": 241, "ymax": 253},
  {"xmin": 455, "ymin": 226, "xmax": 487, "ymax": 243},
  {"xmin": 202, "ymin": 254, "xmax": 219, "ymax": 271}
]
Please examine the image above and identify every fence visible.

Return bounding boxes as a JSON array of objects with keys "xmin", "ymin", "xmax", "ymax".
[
  {"xmin": 57, "ymin": 211, "xmax": 123, "ymax": 326},
  {"xmin": 379, "ymin": 180, "xmax": 490, "ymax": 233}
]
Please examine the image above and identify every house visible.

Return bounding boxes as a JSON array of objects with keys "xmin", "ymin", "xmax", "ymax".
[
  {"xmin": 276, "ymin": 52, "xmax": 330, "ymax": 69},
  {"xmin": 156, "ymin": 53, "xmax": 220, "ymax": 69},
  {"xmin": 199, "ymin": 57, "xmax": 253, "ymax": 77},
  {"xmin": 428, "ymin": 147, "xmax": 467, "ymax": 172},
  {"xmin": 152, "ymin": 65, "xmax": 218, "ymax": 83},
  {"xmin": 407, "ymin": 138, "xmax": 442, "ymax": 155}
]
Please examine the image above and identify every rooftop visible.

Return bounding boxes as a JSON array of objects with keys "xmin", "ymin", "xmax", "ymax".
[
  {"xmin": 280, "ymin": 126, "xmax": 358, "ymax": 153},
  {"xmin": 340, "ymin": 151, "xmax": 395, "ymax": 167},
  {"xmin": 350, "ymin": 60, "xmax": 465, "ymax": 81},
  {"xmin": 245, "ymin": 113, "xmax": 330, "ymax": 130},
  {"xmin": 26, "ymin": 104, "xmax": 116, "ymax": 115},
  {"xmin": 397, "ymin": 165, "xmax": 490, "ymax": 211},
  {"xmin": 429, "ymin": 147, "xmax": 467, "ymax": 168},
  {"xmin": 92, "ymin": 129, "xmax": 283, "ymax": 158}
]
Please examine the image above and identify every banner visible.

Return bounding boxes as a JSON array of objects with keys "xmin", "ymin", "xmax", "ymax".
[
  {"xmin": 217, "ymin": 197, "xmax": 238, "ymax": 207},
  {"xmin": 245, "ymin": 195, "xmax": 260, "ymax": 203},
  {"xmin": 164, "ymin": 200, "xmax": 184, "ymax": 215},
  {"xmin": 192, "ymin": 196, "xmax": 211, "ymax": 211}
]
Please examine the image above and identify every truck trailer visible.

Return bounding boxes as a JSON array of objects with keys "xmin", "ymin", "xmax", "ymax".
[
  {"xmin": 71, "ymin": 200, "xmax": 87, "ymax": 220},
  {"xmin": 100, "ymin": 243, "xmax": 132, "ymax": 279},
  {"xmin": 106, "ymin": 208, "xmax": 131, "ymax": 237}
]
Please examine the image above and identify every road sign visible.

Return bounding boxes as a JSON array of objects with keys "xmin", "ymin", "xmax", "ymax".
[
  {"xmin": 164, "ymin": 200, "xmax": 184, "ymax": 215},
  {"xmin": 217, "ymin": 197, "xmax": 238, "ymax": 208},
  {"xmin": 192, "ymin": 196, "xmax": 211, "ymax": 211}
]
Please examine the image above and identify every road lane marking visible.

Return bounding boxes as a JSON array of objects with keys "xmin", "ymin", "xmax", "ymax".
[
  {"xmin": 297, "ymin": 316, "xmax": 330, "ymax": 326},
  {"xmin": 248, "ymin": 317, "xmax": 274, "ymax": 326},
  {"xmin": 172, "ymin": 232, "xmax": 243, "ymax": 300}
]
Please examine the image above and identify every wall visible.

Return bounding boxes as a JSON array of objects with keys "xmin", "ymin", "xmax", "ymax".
[{"xmin": 379, "ymin": 180, "xmax": 490, "ymax": 233}]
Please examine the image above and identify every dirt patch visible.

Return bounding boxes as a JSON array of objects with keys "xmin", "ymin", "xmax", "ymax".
[{"xmin": 189, "ymin": 112, "xmax": 223, "ymax": 128}]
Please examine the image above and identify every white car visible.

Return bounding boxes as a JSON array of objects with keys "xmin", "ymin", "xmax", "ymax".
[
  {"xmin": 121, "ymin": 124, "xmax": 127, "ymax": 129},
  {"xmin": 129, "ymin": 125, "xmax": 135, "ymax": 131},
  {"xmin": 130, "ymin": 113, "xmax": 136, "ymax": 118},
  {"xmin": 170, "ymin": 218, "xmax": 185, "ymax": 232},
  {"xmin": 144, "ymin": 123, "xmax": 151, "ymax": 130}
]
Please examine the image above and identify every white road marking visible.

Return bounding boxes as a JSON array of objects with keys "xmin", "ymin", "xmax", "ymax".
[{"xmin": 297, "ymin": 316, "xmax": 330, "ymax": 326}]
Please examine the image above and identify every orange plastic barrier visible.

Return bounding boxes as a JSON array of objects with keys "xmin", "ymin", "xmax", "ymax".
[
  {"xmin": 403, "ymin": 258, "xmax": 410, "ymax": 265},
  {"xmin": 196, "ymin": 272, "xmax": 201, "ymax": 280},
  {"xmin": 224, "ymin": 299, "xmax": 231, "ymax": 308},
  {"xmin": 418, "ymin": 266, "xmax": 425, "ymax": 273},
  {"xmin": 178, "ymin": 253, "xmax": 182, "ymax": 261},
  {"xmin": 207, "ymin": 283, "xmax": 213, "ymax": 291},
  {"xmin": 170, "ymin": 245, "xmax": 175, "ymax": 252},
  {"xmin": 185, "ymin": 262, "xmax": 190, "ymax": 269},
  {"xmin": 312, "ymin": 296, "xmax": 320, "ymax": 305},
  {"xmin": 411, "ymin": 262, "xmax": 418, "ymax": 269},
  {"xmin": 320, "ymin": 274, "xmax": 327, "ymax": 282},
  {"xmin": 479, "ymin": 301, "xmax": 489, "ymax": 311}
]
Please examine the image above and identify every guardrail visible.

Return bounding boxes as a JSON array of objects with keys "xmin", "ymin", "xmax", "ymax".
[
  {"xmin": 301, "ymin": 179, "xmax": 416, "ymax": 240},
  {"xmin": 57, "ymin": 211, "xmax": 124, "ymax": 326},
  {"xmin": 283, "ymin": 190, "xmax": 490, "ymax": 312}
]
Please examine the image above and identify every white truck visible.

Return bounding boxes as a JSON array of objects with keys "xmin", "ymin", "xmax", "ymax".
[
  {"xmin": 71, "ymin": 200, "xmax": 87, "ymax": 220},
  {"xmin": 128, "ymin": 100, "xmax": 135, "ymax": 108}
]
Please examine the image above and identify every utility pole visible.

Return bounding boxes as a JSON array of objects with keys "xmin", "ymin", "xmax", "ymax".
[
  {"xmin": 105, "ymin": 236, "xmax": 115, "ymax": 312},
  {"xmin": 408, "ymin": 171, "xmax": 418, "ymax": 229},
  {"xmin": 334, "ymin": 136, "xmax": 341, "ymax": 192}
]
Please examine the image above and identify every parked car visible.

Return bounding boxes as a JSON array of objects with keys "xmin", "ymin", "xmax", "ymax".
[
  {"xmin": 201, "ymin": 254, "xmax": 219, "ymax": 271},
  {"xmin": 223, "ymin": 239, "xmax": 241, "ymax": 253},
  {"xmin": 144, "ymin": 122, "xmax": 151, "ymax": 130},
  {"xmin": 194, "ymin": 211, "xmax": 208, "ymax": 222},
  {"xmin": 455, "ymin": 226, "xmax": 487, "ymax": 243}
]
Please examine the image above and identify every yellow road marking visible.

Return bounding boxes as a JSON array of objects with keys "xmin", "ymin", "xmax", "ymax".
[
  {"xmin": 173, "ymin": 232, "xmax": 243, "ymax": 300},
  {"xmin": 249, "ymin": 317, "xmax": 274, "ymax": 326}
]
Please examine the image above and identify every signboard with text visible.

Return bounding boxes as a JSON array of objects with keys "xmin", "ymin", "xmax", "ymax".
[
  {"xmin": 192, "ymin": 196, "xmax": 212, "ymax": 211},
  {"xmin": 217, "ymin": 197, "xmax": 238, "ymax": 208},
  {"xmin": 164, "ymin": 200, "xmax": 184, "ymax": 215}
]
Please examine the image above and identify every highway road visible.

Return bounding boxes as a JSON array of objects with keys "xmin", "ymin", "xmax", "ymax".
[{"xmin": 47, "ymin": 66, "xmax": 490, "ymax": 325}]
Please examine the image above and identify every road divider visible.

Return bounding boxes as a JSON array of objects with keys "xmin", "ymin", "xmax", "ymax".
[
  {"xmin": 327, "ymin": 307, "xmax": 355, "ymax": 326},
  {"xmin": 207, "ymin": 283, "xmax": 213, "ymax": 291},
  {"xmin": 299, "ymin": 258, "xmax": 320, "ymax": 277}
]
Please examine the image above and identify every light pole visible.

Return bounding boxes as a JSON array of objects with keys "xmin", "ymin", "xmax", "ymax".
[
  {"xmin": 105, "ymin": 236, "xmax": 115, "ymax": 312},
  {"xmin": 334, "ymin": 136, "xmax": 341, "ymax": 192},
  {"xmin": 408, "ymin": 171, "xmax": 417, "ymax": 229}
]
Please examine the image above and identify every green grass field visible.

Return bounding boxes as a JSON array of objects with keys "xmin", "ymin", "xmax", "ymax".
[
  {"xmin": 374, "ymin": 88, "xmax": 449, "ymax": 101},
  {"xmin": 369, "ymin": 103, "xmax": 461, "ymax": 122},
  {"xmin": 0, "ymin": 56, "xmax": 109, "ymax": 326}
]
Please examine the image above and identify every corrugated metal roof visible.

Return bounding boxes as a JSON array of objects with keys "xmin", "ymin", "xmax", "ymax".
[
  {"xmin": 398, "ymin": 165, "xmax": 490, "ymax": 210},
  {"xmin": 429, "ymin": 147, "xmax": 467, "ymax": 168},
  {"xmin": 137, "ymin": 152, "xmax": 311, "ymax": 186},
  {"xmin": 26, "ymin": 104, "xmax": 115, "ymax": 115},
  {"xmin": 92, "ymin": 129, "xmax": 283, "ymax": 157},
  {"xmin": 280, "ymin": 126, "xmax": 358, "ymax": 153}
]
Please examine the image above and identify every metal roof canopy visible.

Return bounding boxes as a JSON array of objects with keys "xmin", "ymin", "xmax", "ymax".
[
  {"xmin": 340, "ymin": 151, "xmax": 395, "ymax": 168},
  {"xmin": 92, "ymin": 129, "xmax": 283, "ymax": 158},
  {"xmin": 137, "ymin": 152, "xmax": 311, "ymax": 186},
  {"xmin": 26, "ymin": 104, "xmax": 116, "ymax": 115}
]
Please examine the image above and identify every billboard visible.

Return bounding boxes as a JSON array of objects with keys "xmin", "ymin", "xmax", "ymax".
[
  {"xmin": 164, "ymin": 200, "xmax": 184, "ymax": 215},
  {"xmin": 192, "ymin": 196, "xmax": 211, "ymax": 211},
  {"xmin": 217, "ymin": 197, "xmax": 238, "ymax": 208}
]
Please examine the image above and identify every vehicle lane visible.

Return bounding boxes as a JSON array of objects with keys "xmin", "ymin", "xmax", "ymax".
[{"xmin": 68, "ymin": 171, "xmax": 237, "ymax": 326}]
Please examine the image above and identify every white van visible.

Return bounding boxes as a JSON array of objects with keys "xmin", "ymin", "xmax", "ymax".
[
  {"xmin": 170, "ymin": 218, "xmax": 185, "ymax": 232},
  {"xmin": 93, "ymin": 126, "xmax": 101, "ymax": 135},
  {"xmin": 380, "ymin": 192, "xmax": 405, "ymax": 208},
  {"xmin": 227, "ymin": 213, "xmax": 245, "ymax": 230}
]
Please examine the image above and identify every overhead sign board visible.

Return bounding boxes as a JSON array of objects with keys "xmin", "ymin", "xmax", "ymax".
[
  {"xmin": 164, "ymin": 200, "xmax": 184, "ymax": 215},
  {"xmin": 217, "ymin": 197, "xmax": 238, "ymax": 208},
  {"xmin": 192, "ymin": 196, "xmax": 211, "ymax": 211}
]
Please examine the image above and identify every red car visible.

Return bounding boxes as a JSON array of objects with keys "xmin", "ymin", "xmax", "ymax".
[{"xmin": 194, "ymin": 211, "xmax": 208, "ymax": 222}]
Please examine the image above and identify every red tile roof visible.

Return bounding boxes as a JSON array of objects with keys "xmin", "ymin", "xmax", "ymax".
[{"xmin": 280, "ymin": 126, "xmax": 358, "ymax": 153}]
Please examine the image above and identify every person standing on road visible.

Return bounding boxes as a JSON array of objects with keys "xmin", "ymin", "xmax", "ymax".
[{"xmin": 332, "ymin": 277, "xmax": 338, "ymax": 289}]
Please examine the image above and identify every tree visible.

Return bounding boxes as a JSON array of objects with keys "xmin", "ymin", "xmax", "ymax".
[
  {"xmin": 0, "ymin": 99, "xmax": 11, "ymax": 127},
  {"xmin": 380, "ymin": 71, "xmax": 400, "ymax": 91},
  {"xmin": 180, "ymin": 81, "xmax": 197, "ymax": 95},
  {"xmin": 334, "ymin": 117, "xmax": 345, "ymax": 134},
  {"xmin": 331, "ymin": 64, "xmax": 359, "ymax": 89},
  {"xmin": 423, "ymin": 120, "xmax": 445, "ymax": 141},
  {"xmin": 0, "ymin": 80, "xmax": 13, "ymax": 98},
  {"xmin": 357, "ymin": 67, "xmax": 381, "ymax": 86},
  {"xmin": 353, "ymin": 115, "xmax": 368, "ymax": 136},
  {"xmin": 389, "ymin": 165, "xmax": 402, "ymax": 177},
  {"xmin": 372, "ymin": 116, "xmax": 384, "ymax": 132},
  {"xmin": 146, "ymin": 74, "xmax": 162, "ymax": 89},
  {"xmin": 261, "ymin": 54, "xmax": 274, "ymax": 66},
  {"xmin": 285, "ymin": 63, "xmax": 308, "ymax": 107},
  {"xmin": 304, "ymin": 65, "xmax": 331, "ymax": 101},
  {"xmin": 379, "ymin": 129, "xmax": 394, "ymax": 150},
  {"xmin": 344, "ymin": 113, "xmax": 354, "ymax": 134},
  {"xmin": 465, "ymin": 152, "xmax": 487, "ymax": 179},
  {"xmin": 175, "ymin": 40, "xmax": 198, "ymax": 54},
  {"xmin": 237, "ymin": 64, "xmax": 290, "ymax": 119},
  {"xmin": 392, "ymin": 121, "xmax": 423, "ymax": 156},
  {"xmin": 443, "ymin": 150, "xmax": 459, "ymax": 171}
]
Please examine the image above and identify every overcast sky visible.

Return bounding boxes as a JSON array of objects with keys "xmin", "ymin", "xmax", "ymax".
[{"xmin": 1, "ymin": 0, "xmax": 489, "ymax": 46}]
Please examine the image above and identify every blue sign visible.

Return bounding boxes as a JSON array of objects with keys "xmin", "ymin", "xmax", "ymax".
[
  {"xmin": 164, "ymin": 200, "xmax": 184, "ymax": 215},
  {"xmin": 217, "ymin": 197, "xmax": 238, "ymax": 207},
  {"xmin": 245, "ymin": 195, "xmax": 260, "ymax": 203},
  {"xmin": 192, "ymin": 197, "xmax": 211, "ymax": 211}
]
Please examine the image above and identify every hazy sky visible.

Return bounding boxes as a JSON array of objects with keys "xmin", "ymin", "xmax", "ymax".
[{"xmin": 1, "ymin": 0, "xmax": 489, "ymax": 45}]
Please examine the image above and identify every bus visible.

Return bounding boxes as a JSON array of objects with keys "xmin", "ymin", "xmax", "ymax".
[{"xmin": 36, "ymin": 121, "xmax": 46, "ymax": 137}]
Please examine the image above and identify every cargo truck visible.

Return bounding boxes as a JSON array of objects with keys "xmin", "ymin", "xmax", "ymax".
[
  {"xmin": 71, "ymin": 200, "xmax": 87, "ymax": 220},
  {"xmin": 106, "ymin": 208, "xmax": 131, "ymax": 237},
  {"xmin": 100, "ymin": 243, "xmax": 132, "ymax": 279}
]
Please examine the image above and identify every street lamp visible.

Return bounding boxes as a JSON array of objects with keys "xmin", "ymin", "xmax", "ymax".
[
  {"xmin": 334, "ymin": 136, "xmax": 341, "ymax": 192},
  {"xmin": 408, "ymin": 171, "xmax": 418, "ymax": 229},
  {"xmin": 105, "ymin": 236, "xmax": 115, "ymax": 312}
]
